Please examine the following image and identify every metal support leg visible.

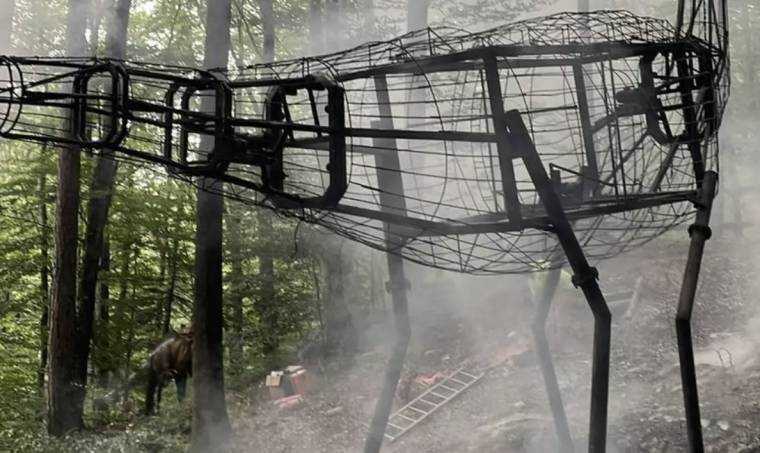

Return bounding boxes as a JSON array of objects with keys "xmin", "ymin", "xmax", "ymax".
[
  {"xmin": 532, "ymin": 267, "xmax": 574, "ymax": 451},
  {"xmin": 573, "ymin": 272, "xmax": 611, "ymax": 453},
  {"xmin": 676, "ymin": 170, "xmax": 717, "ymax": 453},
  {"xmin": 364, "ymin": 256, "xmax": 411, "ymax": 453},
  {"xmin": 364, "ymin": 77, "xmax": 412, "ymax": 453},
  {"xmin": 505, "ymin": 110, "xmax": 611, "ymax": 453}
]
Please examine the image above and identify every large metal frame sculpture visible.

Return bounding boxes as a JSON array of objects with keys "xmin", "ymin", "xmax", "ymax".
[{"xmin": 0, "ymin": 0, "xmax": 728, "ymax": 451}]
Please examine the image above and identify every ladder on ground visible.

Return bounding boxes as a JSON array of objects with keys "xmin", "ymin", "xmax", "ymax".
[
  {"xmin": 606, "ymin": 276, "xmax": 643, "ymax": 320},
  {"xmin": 384, "ymin": 365, "xmax": 485, "ymax": 442}
]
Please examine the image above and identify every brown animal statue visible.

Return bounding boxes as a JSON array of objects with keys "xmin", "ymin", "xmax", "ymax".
[{"xmin": 145, "ymin": 324, "xmax": 193, "ymax": 415}]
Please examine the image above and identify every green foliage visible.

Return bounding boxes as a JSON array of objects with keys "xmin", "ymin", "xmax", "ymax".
[
  {"xmin": 4, "ymin": 406, "xmax": 191, "ymax": 452},
  {"xmin": 1, "ymin": 0, "xmax": 330, "ymax": 446}
]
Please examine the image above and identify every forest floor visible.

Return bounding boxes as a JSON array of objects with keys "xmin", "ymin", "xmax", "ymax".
[
  {"xmin": 21, "ymin": 233, "xmax": 760, "ymax": 452},
  {"xmin": 229, "ymin": 234, "xmax": 760, "ymax": 453}
]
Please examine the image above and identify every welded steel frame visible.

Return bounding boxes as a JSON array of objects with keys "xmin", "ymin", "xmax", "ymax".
[
  {"xmin": 0, "ymin": 58, "xmax": 349, "ymax": 208},
  {"xmin": 0, "ymin": 38, "xmax": 717, "ymax": 232},
  {"xmin": 276, "ymin": 44, "xmax": 712, "ymax": 241},
  {"xmin": 0, "ymin": 4, "xmax": 729, "ymax": 450}
]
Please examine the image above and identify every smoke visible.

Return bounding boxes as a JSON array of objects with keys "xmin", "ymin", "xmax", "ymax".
[
  {"xmin": 128, "ymin": 0, "xmax": 760, "ymax": 450},
  {"xmin": 0, "ymin": 0, "xmax": 14, "ymax": 54}
]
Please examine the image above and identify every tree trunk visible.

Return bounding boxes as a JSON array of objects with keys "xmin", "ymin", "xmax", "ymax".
[
  {"xmin": 256, "ymin": 2, "xmax": 278, "ymax": 357},
  {"xmin": 89, "ymin": 0, "xmax": 104, "ymax": 54},
  {"xmin": 95, "ymin": 236, "xmax": 111, "ymax": 386},
  {"xmin": 99, "ymin": 238, "xmax": 110, "ymax": 326},
  {"xmin": 38, "ymin": 164, "xmax": 50, "ymax": 392},
  {"xmin": 155, "ymin": 248, "xmax": 167, "ymax": 332},
  {"xmin": 193, "ymin": 186, "xmax": 232, "ymax": 449},
  {"xmin": 227, "ymin": 209, "xmax": 244, "ymax": 372},
  {"xmin": 47, "ymin": 0, "xmax": 88, "ymax": 436},
  {"xmin": 114, "ymin": 248, "xmax": 132, "ymax": 320},
  {"xmin": 72, "ymin": 0, "xmax": 131, "ymax": 416},
  {"xmin": 404, "ymin": 0, "xmax": 428, "ymax": 92},
  {"xmin": 105, "ymin": 0, "xmax": 131, "ymax": 58},
  {"xmin": 163, "ymin": 237, "xmax": 179, "ymax": 335},
  {"xmin": 362, "ymin": 0, "xmax": 376, "ymax": 45},
  {"xmin": 256, "ymin": 211, "xmax": 279, "ymax": 356},
  {"xmin": 122, "ymin": 294, "xmax": 136, "ymax": 402},
  {"xmin": 308, "ymin": 0, "xmax": 323, "ymax": 54},
  {"xmin": 113, "ymin": 246, "xmax": 133, "ymax": 391},
  {"xmin": 323, "ymin": 247, "xmax": 357, "ymax": 357},
  {"xmin": 191, "ymin": 0, "xmax": 233, "ymax": 449},
  {"xmin": 310, "ymin": 261, "xmax": 324, "ymax": 334},
  {"xmin": 324, "ymin": 0, "xmax": 343, "ymax": 51},
  {"xmin": 112, "ymin": 246, "xmax": 139, "ymax": 401},
  {"xmin": 406, "ymin": 0, "xmax": 428, "ymax": 31},
  {"xmin": 260, "ymin": 0, "xmax": 274, "ymax": 62},
  {"xmin": 0, "ymin": 0, "xmax": 14, "ymax": 54}
]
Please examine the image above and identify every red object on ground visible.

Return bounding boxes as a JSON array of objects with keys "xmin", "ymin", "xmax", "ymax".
[
  {"xmin": 268, "ymin": 385, "xmax": 288, "ymax": 400},
  {"xmin": 274, "ymin": 394, "xmax": 303, "ymax": 410},
  {"xmin": 414, "ymin": 371, "xmax": 447, "ymax": 386},
  {"xmin": 265, "ymin": 365, "xmax": 312, "ymax": 400},
  {"xmin": 289, "ymin": 369, "xmax": 311, "ymax": 395},
  {"xmin": 488, "ymin": 341, "xmax": 530, "ymax": 367}
]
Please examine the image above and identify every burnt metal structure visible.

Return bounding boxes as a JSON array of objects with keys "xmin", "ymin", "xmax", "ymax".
[{"xmin": 0, "ymin": 0, "xmax": 728, "ymax": 451}]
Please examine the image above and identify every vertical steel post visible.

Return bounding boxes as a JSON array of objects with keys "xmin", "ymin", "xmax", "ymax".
[
  {"xmin": 676, "ymin": 170, "xmax": 717, "ymax": 453},
  {"xmin": 505, "ymin": 109, "xmax": 611, "ymax": 453},
  {"xmin": 532, "ymin": 266, "xmax": 574, "ymax": 451},
  {"xmin": 484, "ymin": 53, "xmax": 523, "ymax": 224},
  {"xmin": 363, "ymin": 75, "xmax": 412, "ymax": 453},
  {"xmin": 572, "ymin": 63, "xmax": 599, "ymax": 190}
]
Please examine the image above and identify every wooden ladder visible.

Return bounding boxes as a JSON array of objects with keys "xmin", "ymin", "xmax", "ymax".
[
  {"xmin": 384, "ymin": 365, "xmax": 485, "ymax": 443},
  {"xmin": 606, "ymin": 275, "xmax": 643, "ymax": 320}
]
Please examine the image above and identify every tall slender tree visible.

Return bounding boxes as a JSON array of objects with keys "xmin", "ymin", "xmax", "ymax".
[
  {"xmin": 94, "ymin": 234, "xmax": 111, "ymax": 386},
  {"xmin": 361, "ymin": 0, "xmax": 376, "ymax": 42},
  {"xmin": 47, "ymin": 0, "xmax": 88, "ymax": 436},
  {"xmin": 407, "ymin": 0, "xmax": 428, "ymax": 30},
  {"xmin": 192, "ymin": 0, "xmax": 233, "ymax": 449},
  {"xmin": 226, "ymin": 207, "xmax": 245, "ymax": 370},
  {"xmin": 37, "ymin": 157, "xmax": 50, "ymax": 392},
  {"xmin": 260, "ymin": 0, "xmax": 274, "ymax": 63},
  {"xmin": 308, "ymin": 0, "xmax": 323, "ymax": 55},
  {"xmin": 322, "ymin": 242, "xmax": 357, "ymax": 356},
  {"xmin": 163, "ymin": 234, "xmax": 180, "ymax": 335},
  {"xmin": 0, "ymin": 0, "xmax": 14, "ymax": 54},
  {"xmin": 324, "ymin": 0, "xmax": 343, "ymax": 51},
  {"xmin": 73, "ymin": 0, "xmax": 132, "ymax": 414},
  {"xmin": 256, "ymin": 0, "xmax": 279, "ymax": 358}
]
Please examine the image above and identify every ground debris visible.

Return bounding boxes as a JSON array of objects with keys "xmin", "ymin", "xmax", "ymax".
[{"xmin": 231, "ymin": 240, "xmax": 760, "ymax": 452}]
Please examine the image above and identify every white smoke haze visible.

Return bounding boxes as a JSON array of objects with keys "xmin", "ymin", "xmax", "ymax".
[
  {"xmin": 228, "ymin": 238, "xmax": 760, "ymax": 451},
  {"xmin": 226, "ymin": 0, "xmax": 760, "ymax": 450},
  {"xmin": 1, "ymin": 0, "xmax": 756, "ymax": 451}
]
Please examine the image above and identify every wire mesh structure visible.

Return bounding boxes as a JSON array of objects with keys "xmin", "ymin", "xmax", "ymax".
[
  {"xmin": 0, "ymin": 9, "xmax": 729, "ymax": 275},
  {"xmin": 0, "ymin": 2, "xmax": 730, "ymax": 451}
]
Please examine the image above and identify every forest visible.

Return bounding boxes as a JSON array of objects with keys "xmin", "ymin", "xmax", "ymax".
[{"xmin": 0, "ymin": 0, "xmax": 759, "ymax": 452}]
